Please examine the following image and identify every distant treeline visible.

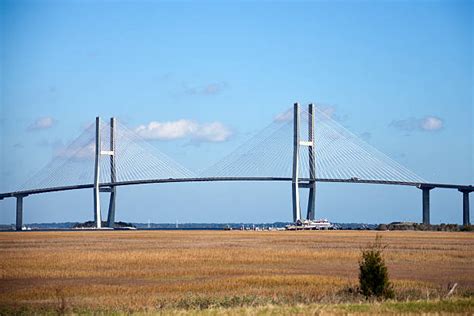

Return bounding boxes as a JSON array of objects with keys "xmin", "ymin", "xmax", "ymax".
[
  {"xmin": 73, "ymin": 221, "xmax": 136, "ymax": 228},
  {"xmin": 377, "ymin": 222, "xmax": 473, "ymax": 232}
]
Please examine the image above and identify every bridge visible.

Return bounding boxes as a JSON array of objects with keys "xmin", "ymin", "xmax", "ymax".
[{"xmin": 1, "ymin": 103, "xmax": 472, "ymax": 230}]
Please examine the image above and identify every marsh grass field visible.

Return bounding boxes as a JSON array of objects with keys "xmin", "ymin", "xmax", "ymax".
[{"xmin": 0, "ymin": 230, "xmax": 473, "ymax": 314}]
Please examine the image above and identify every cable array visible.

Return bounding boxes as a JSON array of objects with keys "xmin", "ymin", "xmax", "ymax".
[
  {"xmin": 198, "ymin": 116, "xmax": 294, "ymax": 178},
  {"xmin": 100, "ymin": 120, "xmax": 195, "ymax": 183},
  {"xmin": 20, "ymin": 119, "xmax": 195, "ymax": 191},
  {"xmin": 20, "ymin": 107, "xmax": 425, "ymax": 192},
  {"xmin": 310, "ymin": 107, "xmax": 425, "ymax": 182},
  {"xmin": 200, "ymin": 106, "xmax": 426, "ymax": 183},
  {"xmin": 20, "ymin": 123, "xmax": 97, "ymax": 190}
]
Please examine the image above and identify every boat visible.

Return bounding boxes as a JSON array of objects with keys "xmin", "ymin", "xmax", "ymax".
[{"xmin": 285, "ymin": 219, "xmax": 334, "ymax": 230}]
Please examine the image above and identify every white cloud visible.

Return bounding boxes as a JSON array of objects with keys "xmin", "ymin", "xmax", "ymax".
[
  {"xmin": 420, "ymin": 116, "xmax": 443, "ymax": 131},
  {"xmin": 135, "ymin": 119, "xmax": 232, "ymax": 142},
  {"xmin": 390, "ymin": 116, "xmax": 444, "ymax": 132},
  {"xmin": 202, "ymin": 83, "xmax": 225, "ymax": 95},
  {"xmin": 28, "ymin": 117, "xmax": 56, "ymax": 130},
  {"xmin": 136, "ymin": 119, "xmax": 196, "ymax": 140},
  {"xmin": 192, "ymin": 121, "xmax": 232, "ymax": 142}
]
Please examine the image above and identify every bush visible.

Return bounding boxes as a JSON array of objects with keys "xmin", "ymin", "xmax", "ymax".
[
  {"xmin": 376, "ymin": 224, "xmax": 388, "ymax": 231},
  {"xmin": 359, "ymin": 235, "xmax": 394, "ymax": 299}
]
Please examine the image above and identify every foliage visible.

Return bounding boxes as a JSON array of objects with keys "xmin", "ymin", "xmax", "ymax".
[
  {"xmin": 72, "ymin": 220, "xmax": 135, "ymax": 228},
  {"xmin": 359, "ymin": 235, "xmax": 394, "ymax": 299}
]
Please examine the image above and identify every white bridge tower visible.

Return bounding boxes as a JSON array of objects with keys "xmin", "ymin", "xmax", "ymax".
[
  {"xmin": 93, "ymin": 117, "xmax": 117, "ymax": 228},
  {"xmin": 292, "ymin": 103, "xmax": 316, "ymax": 222}
]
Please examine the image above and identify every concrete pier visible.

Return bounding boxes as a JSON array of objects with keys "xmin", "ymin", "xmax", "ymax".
[
  {"xmin": 459, "ymin": 189, "xmax": 471, "ymax": 226},
  {"xmin": 420, "ymin": 185, "xmax": 434, "ymax": 225},
  {"xmin": 107, "ymin": 190, "xmax": 116, "ymax": 227},
  {"xmin": 16, "ymin": 195, "xmax": 24, "ymax": 230}
]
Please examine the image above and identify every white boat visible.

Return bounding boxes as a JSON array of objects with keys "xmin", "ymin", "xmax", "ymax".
[{"xmin": 285, "ymin": 219, "xmax": 334, "ymax": 230}]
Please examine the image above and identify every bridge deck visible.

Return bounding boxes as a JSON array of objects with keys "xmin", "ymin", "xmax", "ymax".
[{"xmin": 1, "ymin": 177, "xmax": 472, "ymax": 199}]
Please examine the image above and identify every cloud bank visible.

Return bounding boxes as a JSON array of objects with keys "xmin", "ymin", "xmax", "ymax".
[
  {"xmin": 390, "ymin": 116, "xmax": 444, "ymax": 132},
  {"xmin": 28, "ymin": 117, "xmax": 56, "ymax": 131},
  {"xmin": 135, "ymin": 119, "xmax": 232, "ymax": 143}
]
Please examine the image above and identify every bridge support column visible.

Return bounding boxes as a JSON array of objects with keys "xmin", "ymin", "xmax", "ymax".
[
  {"xmin": 93, "ymin": 117, "xmax": 118, "ymax": 229},
  {"xmin": 292, "ymin": 102, "xmax": 317, "ymax": 223},
  {"xmin": 106, "ymin": 117, "xmax": 117, "ymax": 228},
  {"xmin": 307, "ymin": 182, "xmax": 316, "ymax": 220},
  {"xmin": 292, "ymin": 103, "xmax": 301, "ymax": 222},
  {"xmin": 419, "ymin": 185, "xmax": 434, "ymax": 225},
  {"xmin": 307, "ymin": 103, "xmax": 316, "ymax": 220},
  {"xmin": 93, "ymin": 117, "xmax": 102, "ymax": 228},
  {"xmin": 459, "ymin": 189, "xmax": 472, "ymax": 226},
  {"xmin": 16, "ymin": 195, "xmax": 25, "ymax": 231},
  {"xmin": 107, "ymin": 189, "xmax": 116, "ymax": 227}
]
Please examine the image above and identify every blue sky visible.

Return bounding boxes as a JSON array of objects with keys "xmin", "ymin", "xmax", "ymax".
[{"xmin": 0, "ymin": 0, "xmax": 472, "ymax": 224}]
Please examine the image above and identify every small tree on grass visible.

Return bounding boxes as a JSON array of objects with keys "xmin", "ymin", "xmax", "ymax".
[{"xmin": 359, "ymin": 234, "xmax": 394, "ymax": 299}]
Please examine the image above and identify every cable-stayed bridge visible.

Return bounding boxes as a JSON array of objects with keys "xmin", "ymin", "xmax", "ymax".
[{"xmin": 1, "ymin": 103, "xmax": 472, "ymax": 230}]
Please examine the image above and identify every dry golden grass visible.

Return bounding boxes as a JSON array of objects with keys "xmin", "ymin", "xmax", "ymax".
[{"xmin": 0, "ymin": 230, "xmax": 473, "ymax": 313}]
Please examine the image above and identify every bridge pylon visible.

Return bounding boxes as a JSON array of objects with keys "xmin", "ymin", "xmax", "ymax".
[
  {"xmin": 292, "ymin": 103, "xmax": 316, "ymax": 222},
  {"xmin": 106, "ymin": 118, "xmax": 117, "ymax": 228},
  {"xmin": 14, "ymin": 194, "xmax": 27, "ymax": 230},
  {"xmin": 418, "ymin": 184, "xmax": 435, "ymax": 225},
  {"xmin": 93, "ymin": 117, "xmax": 117, "ymax": 229},
  {"xmin": 458, "ymin": 188, "xmax": 472, "ymax": 226}
]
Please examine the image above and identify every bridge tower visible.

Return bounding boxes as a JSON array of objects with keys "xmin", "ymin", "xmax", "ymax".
[
  {"xmin": 292, "ymin": 103, "xmax": 317, "ymax": 222},
  {"xmin": 93, "ymin": 117, "xmax": 117, "ymax": 229},
  {"xmin": 106, "ymin": 118, "xmax": 117, "ymax": 228}
]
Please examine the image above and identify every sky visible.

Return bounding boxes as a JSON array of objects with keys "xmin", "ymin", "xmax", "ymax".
[{"xmin": 0, "ymin": 0, "xmax": 472, "ymax": 225}]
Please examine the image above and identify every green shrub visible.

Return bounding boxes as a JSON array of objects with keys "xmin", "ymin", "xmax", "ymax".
[{"xmin": 359, "ymin": 235, "xmax": 394, "ymax": 299}]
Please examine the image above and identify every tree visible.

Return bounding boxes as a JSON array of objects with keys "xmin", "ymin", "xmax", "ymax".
[{"xmin": 359, "ymin": 235, "xmax": 394, "ymax": 299}]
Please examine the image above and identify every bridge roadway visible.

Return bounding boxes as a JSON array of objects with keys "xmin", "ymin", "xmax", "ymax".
[
  {"xmin": 1, "ymin": 177, "xmax": 472, "ymax": 228},
  {"xmin": 1, "ymin": 177, "xmax": 472, "ymax": 199}
]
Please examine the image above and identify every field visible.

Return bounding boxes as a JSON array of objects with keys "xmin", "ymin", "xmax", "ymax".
[{"xmin": 0, "ymin": 230, "xmax": 473, "ymax": 314}]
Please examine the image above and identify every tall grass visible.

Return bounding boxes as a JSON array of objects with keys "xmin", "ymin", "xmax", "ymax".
[{"xmin": 0, "ymin": 230, "xmax": 472, "ymax": 313}]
